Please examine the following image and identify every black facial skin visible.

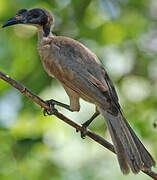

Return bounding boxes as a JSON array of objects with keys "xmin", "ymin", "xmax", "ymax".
[
  {"xmin": 26, "ymin": 9, "xmax": 48, "ymax": 26},
  {"xmin": 16, "ymin": 9, "xmax": 27, "ymax": 15},
  {"xmin": 2, "ymin": 8, "xmax": 50, "ymax": 37}
]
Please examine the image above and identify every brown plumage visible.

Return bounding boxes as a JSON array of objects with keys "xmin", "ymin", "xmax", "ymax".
[{"xmin": 2, "ymin": 7, "xmax": 156, "ymax": 174}]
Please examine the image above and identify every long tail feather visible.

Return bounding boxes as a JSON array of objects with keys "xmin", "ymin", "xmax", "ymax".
[{"xmin": 99, "ymin": 108, "xmax": 155, "ymax": 174}]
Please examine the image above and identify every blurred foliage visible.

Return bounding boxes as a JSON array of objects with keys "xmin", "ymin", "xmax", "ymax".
[{"xmin": 0, "ymin": 0, "xmax": 157, "ymax": 179}]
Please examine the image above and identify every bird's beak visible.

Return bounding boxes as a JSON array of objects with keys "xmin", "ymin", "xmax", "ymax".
[{"xmin": 2, "ymin": 15, "xmax": 26, "ymax": 28}]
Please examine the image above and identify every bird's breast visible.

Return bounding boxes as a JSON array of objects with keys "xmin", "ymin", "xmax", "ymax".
[{"xmin": 38, "ymin": 41, "xmax": 75, "ymax": 83}]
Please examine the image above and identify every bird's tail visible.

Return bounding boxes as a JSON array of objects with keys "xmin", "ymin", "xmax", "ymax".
[{"xmin": 99, "ymin": 108, "xmax": 155, "ymax": 174}]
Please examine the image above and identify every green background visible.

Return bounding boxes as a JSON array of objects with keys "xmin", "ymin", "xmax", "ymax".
[{"xmin": 0, "ymin": 0, "xmax": 157, "ymax": 179}]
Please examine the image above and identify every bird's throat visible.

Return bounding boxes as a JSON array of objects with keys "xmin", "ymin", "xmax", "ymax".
[{"xmin": 43, "ymin": 24, "xmax": 50, "ymax": 37}]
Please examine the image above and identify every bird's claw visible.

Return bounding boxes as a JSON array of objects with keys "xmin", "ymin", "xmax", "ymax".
[
  {"xmin": 43, "ymin": 100, "xmax": 58, "ymax": 116},
  {"xmin": 81, "ymin": 124, "xmax": 88, "ymax": 139},
  {"xmin": 76, "ymin": 123, "xmax": 88, "ymax": 139}
]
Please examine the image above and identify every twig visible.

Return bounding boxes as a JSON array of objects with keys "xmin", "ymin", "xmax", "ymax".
[{"xmin": 0, "ymin": 70, "xmax": 157, "ymax": 179}]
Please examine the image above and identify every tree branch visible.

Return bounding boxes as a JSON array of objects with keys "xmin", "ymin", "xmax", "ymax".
[{"xmin": 0, "ymin": 70, "xmax": 157, "ymax": 179}]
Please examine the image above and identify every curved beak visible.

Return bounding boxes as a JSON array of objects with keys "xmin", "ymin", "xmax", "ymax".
[{"xmin": 2, "ymin": 16, "xmax": 26, "ymax": 28}]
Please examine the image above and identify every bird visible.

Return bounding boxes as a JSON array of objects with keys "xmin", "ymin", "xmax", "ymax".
[{"xmin": 2, "ymin": 7, "xmax": 155, "ymax": 174}]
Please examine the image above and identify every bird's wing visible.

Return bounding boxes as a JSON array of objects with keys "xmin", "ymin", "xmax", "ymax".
[
  {"xmin": 101, "ymin": 67, "xmax": 120, "ymax": 109},
  {"xmin": 50, "ymin": 36, "xmax": 120, "ymax": 109}
]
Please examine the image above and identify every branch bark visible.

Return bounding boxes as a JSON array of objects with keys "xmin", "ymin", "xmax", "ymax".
[{"xmin": 0, "ymin": 70, "xmax": 157, "ymax": 179}]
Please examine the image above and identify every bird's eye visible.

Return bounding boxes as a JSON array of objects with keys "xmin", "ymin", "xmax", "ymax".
[{"xmin": 33, "ymin": 13, "xmax": 39, "ymax": 18}]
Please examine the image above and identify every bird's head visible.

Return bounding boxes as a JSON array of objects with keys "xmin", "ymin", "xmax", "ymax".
[{"xmin": 2, "ymin": 8, "xmax": 53, "ymax": 37}]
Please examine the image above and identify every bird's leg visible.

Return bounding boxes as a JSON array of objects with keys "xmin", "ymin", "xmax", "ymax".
[
  {"xmin": 43, "ymin": 99, "xmax": 73, "ymax": 116},
  {"xmin": 79, "ymin": 111, "xmax": 100, "ymax": 139}
]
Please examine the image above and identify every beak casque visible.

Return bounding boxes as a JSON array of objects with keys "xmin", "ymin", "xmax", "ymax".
[{"xmin": 2, "ymin": 15, "xmax": 25, "ymax": 28}]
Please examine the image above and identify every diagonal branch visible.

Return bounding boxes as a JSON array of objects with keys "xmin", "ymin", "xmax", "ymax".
[{"xmin": 0, "ymin": 70, "xmax": 157, "ymax": 179}]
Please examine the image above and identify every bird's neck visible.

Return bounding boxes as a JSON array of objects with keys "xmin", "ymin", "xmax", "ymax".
[{"xmin": 38, "ymin": 26, "xmax": 53, "ymax": 42}]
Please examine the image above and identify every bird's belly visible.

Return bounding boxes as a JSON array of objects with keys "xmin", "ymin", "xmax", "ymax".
[
  {"xmin": 42, "ymin": 56, "xmax": 62, "ymax": 79},
  {"xmin": 38, "ymin": 45, "xmax": 65, "ymax": 81},
  {"xmin": 42, "ymin": 57, "xmax": 94, "ymax": 103},
  {"xmin": 39, "ymin": 49, "xmax": 98, "ymax": 105}
]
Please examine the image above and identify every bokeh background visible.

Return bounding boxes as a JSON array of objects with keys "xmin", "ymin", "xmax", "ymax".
[{"xmin": 0, "ymin": 0, "xmax": 157, "ymax": 179}]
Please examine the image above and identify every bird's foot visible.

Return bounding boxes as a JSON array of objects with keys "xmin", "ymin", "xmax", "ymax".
[
  {"xmin": 81, "ymin": 123, "xmax": 88, "ymax": 139},
  {"xmin": 77, "ymin": 111, "xmax": 99, "ymax": 138},
  {"xmin": 43, "ymin": 99, "xmax": 73, "ymax": 116},
  {"xmin": 43, "ymin": 100, "xmax": 58, "ymax": 116},
  {"xmin": 76, "ymin": 122, "xmax": 88, "ymax": 139}
]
